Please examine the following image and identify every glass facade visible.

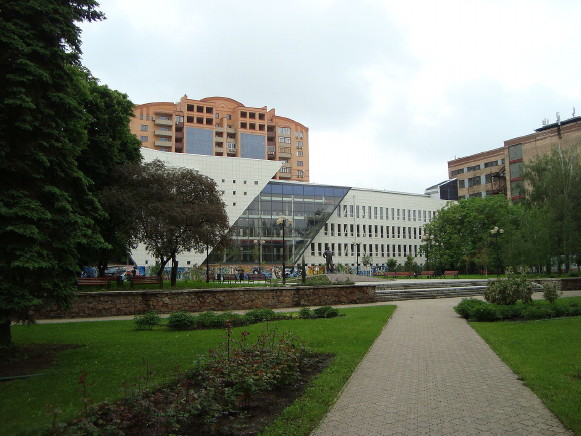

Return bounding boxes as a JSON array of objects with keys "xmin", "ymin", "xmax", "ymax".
[{"xmin": 210, "ymin": 181, "xmax": 350, "ymax": 265}]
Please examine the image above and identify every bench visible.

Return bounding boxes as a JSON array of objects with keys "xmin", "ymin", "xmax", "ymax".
[
  {"xmin": 443, "ymin": 270, "xmax": 459, "ymax": 278},
  {"xmin": 394, "ymin": 271, "xmax": 413, "ymax": 278},
  {"xmin": 222, "ymin": 273, "xmax": 240, "ymax": 284},
  {"xmin": 418, "ymin": 271, "xmax": 435, "ymax": 278},
  {"xmin": 247, "ymin": 273, "xmax": 271, "ymax": 284},
  {"xmin": 77, "ymin": 277, "xmax": 112, "ymax": 288},
  {"xmin": 129, "ymin": 276, "xmax": 163, "ymax": 288}
]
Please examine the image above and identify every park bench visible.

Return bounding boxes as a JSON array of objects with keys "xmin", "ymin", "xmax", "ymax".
[
  {"xmin": 129, "ymin": 276, "xmax": 163, "ymax": 288},
  {"xmin": 394, "ymin": 271, "xmax": 413, "ymax": 278},
  {"xmin": 443, "ymin": 270, "xmax": 459, "ymax": 278},
  {"xmin": 418, "ymin": 271, "xmax": 435, "ymax": 278},
  {"xmin": 77, "ymin": 277, "xmax": 112, "ymax": 289},
  {"xmin": 222, "ymin": 273, "xmax": 240, "ymax": 284},
  {"xmin": 247, "ymin": 273, "xmax": 271, "ymax": 284}
]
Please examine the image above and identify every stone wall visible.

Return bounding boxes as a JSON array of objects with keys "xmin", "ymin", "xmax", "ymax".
[{"xmin": 34, "ymin": 285, "xmax": 376, "ymax": 319}]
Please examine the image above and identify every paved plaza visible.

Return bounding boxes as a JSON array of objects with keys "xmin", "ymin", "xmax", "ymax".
[{"xmin": 312, "ymin": 295, "xmax": 575, "ymax": 435}]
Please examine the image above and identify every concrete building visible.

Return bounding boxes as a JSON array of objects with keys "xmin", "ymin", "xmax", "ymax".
[
  {"xmin": 133, "ymin": 149, "xmax": 450, "ymax": 271},
  {"xmin": 130, "ymin": 96, "xmax": 310, "ymax": 182},
  {"xmin": 448, "ymin": 114, "xmax": 581, "ymax": 200}
]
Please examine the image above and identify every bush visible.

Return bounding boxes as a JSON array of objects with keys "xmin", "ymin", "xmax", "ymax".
[
  {"xmin": 470, "ymin": 304, "xmax": 499, "ymax": 322},
  {"xmin": 542, "ymin": 282, "xmax": 561, "ymax": 304},
  {"xmin": 134, "ymin": 311, "xmax": 161, "ymax": 330},
  {"xmin": 522, "ymin": 305, "xmax": 554, "ymax": 320},
  {"xmin": 244, "ymin": 308, "xmax": 277, "ymax": 323},
  {"xmin": 196, "ymin": 311, "xmax": 244, "ymax": 329},
  {"xmin": 454, "ymin": 298, "xmax": 487, "ymax": 319},
  {"xmin": 305, "ymin": 275, "xmax": 332, "ymax": 286},
  {"xmin": 484, "ymin": 270, "xmax": 533, "ymax": 305},
  {"xmin": 298, "ymin": 307, "xmax": 314, "ymax": 319},
  {"xmin": 313, "ymin": 306, "xmax": 339, "ymax": 318},
  {"xmin": 167, "ymin": 312, "xmax": 197, "ymax": 330}
]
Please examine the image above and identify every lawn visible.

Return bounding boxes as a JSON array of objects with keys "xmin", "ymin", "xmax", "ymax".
[
  {"xmin": 1, "ymin": 305, "xmax": 395, "ymax": 435},
  {"xmin": 471, "ymin": 316, "xmax": 581, "ymax": 434}
]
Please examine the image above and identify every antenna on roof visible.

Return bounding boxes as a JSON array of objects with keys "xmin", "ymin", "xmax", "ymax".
[{"xmin": 573, "ymin": 107, "xmax": 576, "ymax": 117}]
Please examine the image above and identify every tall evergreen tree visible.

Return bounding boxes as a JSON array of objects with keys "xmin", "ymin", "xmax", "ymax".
[{"xmin": 0, "ymin": 1, "xmax": 104, "ymax": 345}]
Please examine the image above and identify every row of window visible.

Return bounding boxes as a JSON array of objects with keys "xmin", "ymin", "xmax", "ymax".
[
  {"xmin": 240, "ymin": 111, "xmax": 266, "ymax": 120},
  {"xmin": 451, "ymin": 159, "xmax": 505, "ymax": 177},
  {"xmin": 220, "ymin": 179, "xmax": 260, "ymax": 185},
  {"xmin": 279, "ymin": 167, "xmax": 304, "ymax": 178},
  {"xmin": 337, "ymin": 205, "xmax": 436, "ymax": 222},
  {"xmin": 278, "ymin": 136, "xmax": 292, "ymax": 143},
  {"xmin": 311, "ymin": 242, "xmax": 422, "ymax": 259},
  {"xmin": 186, "ymin": 104, "xmax": 213, "ymax": 114},
  {"xmin": 240, "ymin": 122, "xmax": 266, "ymax": 131},
  {"xmin": 324, "ymin": 223, "xmax": 425, "ymax": 240}
]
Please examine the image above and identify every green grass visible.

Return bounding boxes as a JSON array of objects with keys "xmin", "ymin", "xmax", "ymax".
[
  {"xmin": 471, "ymin": 316, "xmax": 581, "ymax": 434},
  {"xmin": 1, "ymin": 305, "xmax": 395, "ymax": 435}
]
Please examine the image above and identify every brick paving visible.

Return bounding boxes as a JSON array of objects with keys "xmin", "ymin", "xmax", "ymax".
[{"xmin": 312, "ymin": 297, "xmax": 573, "ymax": 435}]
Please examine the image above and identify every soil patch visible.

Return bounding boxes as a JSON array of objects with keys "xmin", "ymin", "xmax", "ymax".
[{"xmin": 0, "ymin": 344, "xmax": 81, "ymax": 380}]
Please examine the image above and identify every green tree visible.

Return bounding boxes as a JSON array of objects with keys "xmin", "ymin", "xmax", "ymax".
[
  {"xmin": 523, "ymin": 145, "xmax": 581, "ymax": 273},
  {"xmin": 113, "ymin": 160, "xmax": 230, "ymax": 286},
  {"xmin": 422, "ymin": 196, "xmax": 515, "ymax": 274},
  {"xmin": 0, "ymin": 1, "xmax": 104, "ymax": 346},
  {"xmin": 75, "ymin": 68, "xmax": 142, "ymax": 276}
]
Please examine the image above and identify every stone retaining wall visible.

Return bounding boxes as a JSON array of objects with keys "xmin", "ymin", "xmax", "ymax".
[{"xmin": 35, "ymin": 285, "xmax": 376, "ymax": 319}]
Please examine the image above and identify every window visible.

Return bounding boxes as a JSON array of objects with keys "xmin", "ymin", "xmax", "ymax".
[
  {"xmin": 451, "ymin": 168, "xmax": 464, "ymax": 176},
  {"xmin": 467, "ymin": 164, "xmax": 480, "ymax": 172},
  {"xmin": 285, "ymin": 137, "xmax": 291, "ymax": 144},
  {"xmin": 297, "ymin": 170, "xmax": 304, "ymax": 178},
  {"xmin": 278, "ymin": 127, "xmax": 290, "ymax": 135},
  {"xmin": 508, "ymin": 143, "xmax": 522, "ymax": 161},
  {"xmin": 145, "ymin": 114, "xmax": 150, "ymax": 120},
  {"xmin": 296, "ymin": 141, "xmax": 303, "ymax": 148},
  {"xmin": 458, "ymin": 179, "xmax": 465, "ymax": 188},
  {"xmin": 297, "ymin": 151, "xmax": 303, "ymax": 157},
  {"xmin": 280, "ymin": 166, "xmax": 290, "ymax": 173},
  {"xmin": 215, "ymin": 113, "xmax": 220, "ymax": 119},
  {"xmin": 140, "ymin": 136, "xmax": 148, "ymax": 142},
  {"xmin": 139, "ymin": 113, "xmax": 143, "ymax": 120},
  {"xmin": 484, "ymin": 160, "xmax": 498, "ymax": 168},
  {"xmin": 241, "ymin": 111, "xmax": 247, "ymax": 118},
  {"xmin": 297, "ymin": 161, "xmax": 303, "ymax": 167},
  {"xmin": 278, "ymin": 136, "xmax": 286, "ymax": 143},
  {"xmin": 510, "ymin": 161, "xmax": 523, "ymax": 178},
  {"xmin": 227, "ymin": 114, "xmax": 232, "ymax": 120},
  {"xmin": 140, "ymin": 125, "xmax": 148, "ymax": 131}
]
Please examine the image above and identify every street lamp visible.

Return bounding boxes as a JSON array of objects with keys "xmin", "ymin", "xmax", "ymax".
[
  {"xmin": 356, "ymin": 242, "xmax": 360, "ymax": 275},
  {"xmin": 253, "ymin": 239, "xmax": 265, "ymax": 272},
  {"xmin": 276, "ymin": 216, "xmax": 293, "ymax": 284},
  {"xmin": 490, "ymin": 226, "xmax": 504, "ymax": 276}
]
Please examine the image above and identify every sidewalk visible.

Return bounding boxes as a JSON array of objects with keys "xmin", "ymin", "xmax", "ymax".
[{"xmin": 312, "ymin": 296, "xmax": 574, "ymax": 435}]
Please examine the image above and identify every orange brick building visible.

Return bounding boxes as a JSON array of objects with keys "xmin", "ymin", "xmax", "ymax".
[{"xmin": 130, "ymin": 96, "xmax": 309, "ymax": 182}]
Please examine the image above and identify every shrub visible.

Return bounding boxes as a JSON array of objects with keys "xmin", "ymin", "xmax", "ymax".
[
  {"xmin": 298, "ymin": 307, "xmax": 314, "ymax": 319},
  {"xmin": 495, "ymin": 303, "xmax": 524, "ymax": 320},
  {"xmin": 484, "ymin": 269, "xmax": 533, "ymax": 305},
  {"xmin": 313, "ymin": 306, "xmax": 339, "ymax": 318},
  {"xmin": 470, "ymin": 304, "xmax": 499, "ymax": 322},
  {"xmin": 542, "ymin": 282, "xmax": 561, "ymax": 304},
  {"xmin": 196, "ymin": 311, "xmax": 244, "ymax": 329},
  {"xmin": 244, "ymin": 308, "xmax": 277, "ymax": 323},
  {"xmin": 305, "ymin": 275, "xmax": 332, "ymax": 286},
  {"xmin": 134, "ymin": 311, "xmax": 161, "ymax": 330},
  {"xmin": 454, "ymin": 298, "xmax": 487, "ymax": 319},
  {"xmin": 522, "ymin": 305, "xmax": 554, "ymax": 320},
  {"xmin": 167, "ymin": 312, "xmax": 197, "ymax": 330}
]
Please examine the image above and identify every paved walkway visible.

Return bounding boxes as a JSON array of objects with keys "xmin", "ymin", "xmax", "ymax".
[{"xmin": 313, "ymin": 296, "xmax": 574, "ymax": 435}]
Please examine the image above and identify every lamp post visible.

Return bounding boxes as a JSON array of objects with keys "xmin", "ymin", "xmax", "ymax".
[
  {"xmin": 253, "ymin": 239, "xmax": 265, "ymax": 272},
  {"xmin": 356, "ymin": 242, "xmax": 360, "ymax": 275},
  {"xmin": 276, "ymin": 216, "xmax": 293, "ymax": 284},
  {"xmin": 490, "ymin": 226, "xmax": 504, "ymax": 276},
  {"xmin": 205, "ymin": 244, "xmax": 210, "ymax": 283}
]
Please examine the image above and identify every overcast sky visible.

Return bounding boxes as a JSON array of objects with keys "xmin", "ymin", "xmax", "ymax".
[{"xmin": 79, "ymin": 0, "xmax": 581, "ymax": 193}]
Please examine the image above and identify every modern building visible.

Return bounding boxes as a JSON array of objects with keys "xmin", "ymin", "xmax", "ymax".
[
  {"xmin": 132, "ymin": 149, "xmax": 450, "ymax": 271},
  {"xmin": 130, "ymin": 96, "xmax": 310, "ymax": 182},
  {"xmin": 448, "ymin": 114, "xmax": 581, "ymax": 200}
]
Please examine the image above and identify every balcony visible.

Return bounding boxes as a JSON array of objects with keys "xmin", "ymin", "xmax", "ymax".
[
  {"xmin": 278, "ymin": 172, "xmax": 292, "ymax": 179},
  {"xmin": 174, "ymin": 142, "xmax": 184, "ymax": 152},
  {"xmin": 226, "ymin": 127, "xmax": 236, "ymax": 134},
  {"xmin": 215, "ymin": 136, "xmax": 224, "ymax": 142},
  {"xmin": 155, "ymin": 130, "xmax": 173, "ymax": 137},
  {"xmin": 215, "ymin": 142, "xmax": 223, "ymax": 149},
  {"xmin": 215, "ymin": 126, "xmax": 224, "ymax": 132},
  {"xmin": 267, "ymin": 131, "xmax": 276, "ymax": 139},
  {"xmin": 174, "ymin": 131, "xmax": 184, "ymax": 140},
  {"xmin": 154, "ymin": 140, "xmax": 172, "ymax": 148},
  {"xmin": 278, "ymin": 150, "xmax": 292, "ymax": 159},
  {"xmin": 154, "ymin": 118, "xmax": 172, "ymax": 126}
]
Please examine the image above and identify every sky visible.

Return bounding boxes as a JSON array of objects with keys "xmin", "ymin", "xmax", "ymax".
[{"xmin": 79, "ymin": 0, "xmax": 581, "ymax": 193}]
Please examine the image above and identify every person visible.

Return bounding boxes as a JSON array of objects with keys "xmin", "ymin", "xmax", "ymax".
[{"xmin": 323, "ymin": 249, "xmax": 334, "ymax": 273}]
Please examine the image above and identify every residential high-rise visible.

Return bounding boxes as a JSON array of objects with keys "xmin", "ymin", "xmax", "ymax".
[
  {"xmin": 448, "ymin": 114, "xmax": 581, "ymax": 200},
  {"xmin": 129, "ymin": 95, "xmax": 309, "ymax": 182}
]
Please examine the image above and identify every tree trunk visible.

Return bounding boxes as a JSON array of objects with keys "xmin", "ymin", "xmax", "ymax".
[
  {"xmin": 171, "ymin": 256, "xmax": 178, "ymax": 287},
  {"xmin": 156, "ymin": 257, "xmax": 170, "ymax": 278},
  {"xmin": 0, "ymin": 319, "xmax": 12, "ymax": 347}
]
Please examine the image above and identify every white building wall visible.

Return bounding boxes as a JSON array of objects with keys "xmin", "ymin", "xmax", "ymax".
[
  {"xmin": 133, "ymin": 148, "xmax": 281, "ymax": 267},
  {"xmin": 303, "ymin": 188, "xmax": 451, "ymax": 269}
]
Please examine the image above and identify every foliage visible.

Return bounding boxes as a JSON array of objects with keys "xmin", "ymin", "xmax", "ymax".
[
  {"xmin": 49, "ymin": 327, "xmax": 312, "ymax": 434},
  {"xmin": 133, "ymin": 311, "xmax": 162, "ymax": 330},
  {"xmin": 313, "ymin": 306, "xmax": 339, "ymax": 318},
  {"xmin": 385, "ymin": 259, "xmax": 398, "ymax": 272},
  {"xmin": 244, "ymin": 308, "xmax": 277, "ymax": 323},
  {"xmin": 471, "ymin": 317, "xmax": 581, "ymax": 433},
  {"xmin": 361, "ymin": 254, "xmax": 373, "ymax": 267},
  {"xmin": 3, "ymin": 305, "xmax": 395, "ymax": 435},
  {"xmin": 454, "ymin": 296, "xmax": 581, "ymax": 322},
  {"xmin": 304, "ymin": 275, "xmax": 332, "ymax": 286},
  {"xmin": 484, "ymin": 270, "xmax": 533, "ymax": 305},
  {"xmin": 403, "ymin": 255, "xmax": 420, "ymax": 274},
  {"xmin": 299, "ymin": 308, "xmax": 315, "ymax": 319},
  {"xmin": 542, "ymin": 282, "xmax": 561, "ymax": 304},
  {"xmin": 523, "ymin": 144, "xmax": 581, "ymax": 273},
  {"xmin": 0, "ymin": 0, "xmax": 104, "ymax": 346},
  {"xmin": 109, "ymin": 160, "xmax": 230, "ymax": 286},
  {"xmin": 167, "ymin": 312, "xmax": 197, "ymax": 330},
  {"xmin": 421, "ymin": 196, "xmax": 518, "ymax": 273}
]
